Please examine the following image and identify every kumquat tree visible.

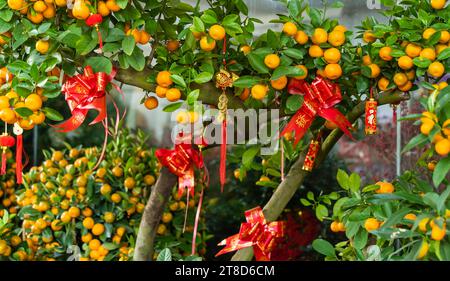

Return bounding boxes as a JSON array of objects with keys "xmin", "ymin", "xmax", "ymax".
[{"xmin": 0, "ymin": 0, "xmax": 449, "ymax": 264}]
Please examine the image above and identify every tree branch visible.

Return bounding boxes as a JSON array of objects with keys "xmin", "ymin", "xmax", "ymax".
[
  {"xmin": 231, "ymin": 91, "xmax": 410, "ymax": 261},
  {"xmin": 133, "ymin": 167, "xmax": 177, "ymax": 261},
  {"xmin": 115, "ymin": 68, "xmax": 246, "ymax": 109}
]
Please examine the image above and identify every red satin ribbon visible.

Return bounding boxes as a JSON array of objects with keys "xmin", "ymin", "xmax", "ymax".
[
  {"xmin": 53, "ymin": 66, "xmax": 113, "ymax": 133},
  {"xmin": 155, "ymin": 142, "xmax": 204, "ymax": 198},
  {"xmin": 215, "ymin": 207, "xmax": 285, "ymax": 261},
  {"xmin": 281, "ymin": 76, "xmax": 353, "ymax": 146}
]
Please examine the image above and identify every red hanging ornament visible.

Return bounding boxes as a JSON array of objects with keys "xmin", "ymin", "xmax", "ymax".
[
  {"xmin": 215, "ymin": 206, "xmax": 285, "ymax": 261},
  {"xmin": 0, "ymin": 132, "xmax": 15, "ymax": 176},
  {"xmin": 85, "ymin": 14, "xmax": 103, "ymax": 53},
  {"xmin": 365, "ymin": 98, "xmax": 378, "ymax": 135},
  {"xmin": 302, "ymin": 138, "xmax": 321, "ymax": 172}
]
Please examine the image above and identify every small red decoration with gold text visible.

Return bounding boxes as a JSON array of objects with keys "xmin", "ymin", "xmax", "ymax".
[
  {"xmin": 365, "ymin": 98, "xmax": 378, "ymax": 135},
  {"xmin": 302, "ymin": 139, "xmax": 320, "ymax": 172}
]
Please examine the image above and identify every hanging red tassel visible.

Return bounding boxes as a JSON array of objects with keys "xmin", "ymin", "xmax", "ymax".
[
  {"xmin": 85, "ymin": 14, "xmax": 103, "ymax": 53},
  {"xmin": 365, "ymin": 98, "xmax": 378, "ymax": 135},
  {"xmin": 1, "ymin": 151, "xmax": 6, "ymax": 175},
  {"xmin": 15, "ymin": 133, "xmax": 23, "ymax": 184},
  {"xmin": 220, "ymin": 118, "xmax": 227, "ymax": 192}
]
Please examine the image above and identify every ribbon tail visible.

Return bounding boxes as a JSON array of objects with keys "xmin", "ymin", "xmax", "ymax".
[
  {"xmin": 87, "ymin": 97, "xmax": 107, "ymax": 126},
  {"xmin": 52, "ymin": 109, "xmax": 88, "ymax": 133},
  {"xmin": 215, "ymin": 234, "xmax": 249, "ymax": 257},
  {"xmin": 191, "ymin": 185, "xmax": 204, "ymax": 256},
  {"xmin": 280, "ymin": 109, "xmax": 314, "ymax": 146},
  {"xmin": 16, "ymin": 134, "xmax": 22, "ymax": 185},
  {"xmin": 1, "ymin": 150, "xmax": 6, "ymax": 175},
  {"xmin": 319, "ymin": 108, "xmax": 354, "ymax": 140},
  {"xmin": 220, "ymin": 120, "xmax": 227, "ymax": 192},
  {"xmin": 92, "ymin": 118, "xmax": 108, "ymax": 170}
]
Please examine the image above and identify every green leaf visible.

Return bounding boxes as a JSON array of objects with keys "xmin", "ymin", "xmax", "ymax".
[
  {"xmin": 379, "ymin": 208, "xmax": 411, "ymax": 230},
  {"xmin": 282, "ymin": 48, "xmax": 304, "ymax": 60},
  {"xmin": 126, "ymin": 48, "xmax": 145, "ymax": 71},
  {"xmin": 187, "ymin": 89, "xmax": 200, "ymax": 106},
  {"xmin": 42, "ymin": 107, "xmax": 63, "ymax": 121},
  {"xmin": 315, "ymin": 204, "xmax": 328, "ymax": 221},
  {"xmin": 116, "ymin": 0, "xmax": 128, "ymax": 9},
  {"xmin": 312, "ymin": 239, "xmax": 335, "ymax": 257},
  {"xmin": 413, "ymin": 57, "xmax": 432, "ymax": 68},
  {"xmin": 233, "ymin": 76, "xmax": 261, "ymax": 88},
  {"xmin": 271, "ymin": 66, "xmax": 304, "ymax": 80},
  {"xmin": 247, "ymin": 53, "xmax": 269, "ymax": 74},
  {"xmin": 266, "ymin": 29, "xmax": 279, "ymax": 50},
  {"xmin": 433, "ymin": 157, "xmax": 450, "ymax": 187},
  {"xmin": 194, "ymin": 72, "xmax": 213, "ymax": 84},
  {"xmin": 0, "ymin": 10, "xmax": 13, "ymax": 22},
  {"xmin": 193, "ymin": 17, "xmax": 205, "ymax": 32},
  {"xmin": 163, "ymin": 102, "xmax": 183, "ymax": 112},
  {"xmin": 156, "ymin": 248, "xmax": 172, "ymax": 261},
  {"xmin": 353, "ymin": 229, "xmax": 368, "ymax": 250},
  {"xmin": 437, "ymin": 48, "xmax": 450, "ymax": 60},
  {"xmin": 84, "ymin": 57, "xmax": 113, "ymax": 74},
  {"xmin": 331, "ymin": 1, "xmax": 344, "ymax": 8},
  {"xmin": 242, "ymin": 146, "xmax": 260, "ymax": 168},
  {"xmin": 336, "ymin": 169, "xmax": 349, "ymax": 190},
  {"xmin": 170, "ymin": 74, "xmax": 187, "ymax": 88},
  {"xmin": 122, "ymin": 36, "xmax": 135, "ymax": 56},
  {"xmin": 349, "ymin": 173, "xmax": 361, "ymax": 192},
  {"xmin": 14, "ymin": 107, "xmax": 33, "ymax": 118},
  {"xmin": 402, "ymin": 134, "xmax": 428, "ymax": 154},
  {"xmin": 309, "ymin": 8, "xmax": 322, "ymax": 27},
  {"xmin": 286, "ymin": 95, "xmax": 303, "ymax": 112},
  {"xmin": 300, "ymin": 198, "xmax": 312, "ymax": 206},
  {"xmin": 200, "ymin": 10, "xmax": 218, "ymax": 25}
]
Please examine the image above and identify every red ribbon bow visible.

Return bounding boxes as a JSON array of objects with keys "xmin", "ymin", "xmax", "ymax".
[
  {"xmin": 155, "ymin": 141, "xmax": 205, "ymax": 198},
  {"xmin": 281, "ymin": 76, "xmax": 353, "ymax": 145},
  {"xmin": 215, "ymin": 207, "xmax": 285, "ymax": 261},
  {"xmin": 53, "ymin": 66, "xmax": 113, "ymax": 133}
]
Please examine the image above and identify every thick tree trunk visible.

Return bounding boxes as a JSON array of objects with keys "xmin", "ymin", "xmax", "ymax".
[{"xmin": 133, "ymin": 167, "xmax": 177, "ymax": 261}]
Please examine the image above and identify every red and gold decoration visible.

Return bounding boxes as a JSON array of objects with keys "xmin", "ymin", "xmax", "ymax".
[
  {"xmin": 365, "ymin": 98, "xmax": 378, "ymax": 135},
  {"xmin": 302, "ymin": 136, "xmax": 321, "ymax": 172},
  {"xmin": 85, "ymin": 14, "xmax": 104, "ymax": 53},
  {"xmin": 281, "ymin": 76, "xmax": 353, "ymax": 146},
  {"xmin": 215, "ymin": 206, "xmax": 285, "ymax": 261},
  {"xmin": 53, "ymin": 65, "xmax": 122, "ymax": 169},
  {"xmin": 155, "ymin": 137, "xmax": 205, "ymax": 198},
  {"xmin": 215, "ymin": 68, "xmax": 237, "ymax": 192}
]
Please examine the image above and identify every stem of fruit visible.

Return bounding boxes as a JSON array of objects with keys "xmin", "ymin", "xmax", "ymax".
[{"xmin": 231, "ymin": 91, "xmax": 410, "ymax": 261}]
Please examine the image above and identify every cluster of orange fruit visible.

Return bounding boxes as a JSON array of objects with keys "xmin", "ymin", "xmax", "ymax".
[
  {"xmin": 247, "ymin": 23, "xmax": 346, "ymax": 101},
  {"xmin": 363, "ymin": 26, "xmax": 449, "ymax": 92},
  {"xmin": 420, "ymin": 111, "xmax": 450, "ymax": 157},
  {"xmin": 8, "ymin": 134, "xmax": 157, "ymax": 261},
  {"xmin": 144, "ymin": 71, "xmax": 182, "ymax": 110},
  {"xmin": 0, "ymin": 65, "xmax": 57, "ymax": 130},
  {"xmin": 191, "ymin": 24, "xmax": 226, "ymax": 52},
  {"xmin": 7, "ymin": 0, "xmax": 123, "ymax": 24},
  {"xmin": 124, "ymin": 24, "xmax": 152, "ymax": 46}
]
